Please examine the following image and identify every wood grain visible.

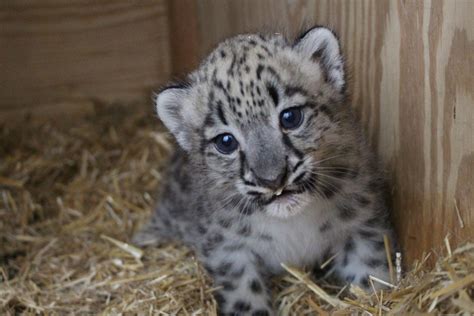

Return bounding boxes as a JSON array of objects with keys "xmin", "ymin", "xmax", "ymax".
[
  {"xmin": 1, "ymin": 0, "xmax": 471, "ymax": 265},
  {"xmin": 172, "ymin": 0, "xmax": 474, "ymax": 264},
  {"xmin": 168, "ymin": 0, "xmax": 200, "ymax": 77},
  {"xmin": 0, "ymin": 0, "xmax": 170, "ymax": 121}
]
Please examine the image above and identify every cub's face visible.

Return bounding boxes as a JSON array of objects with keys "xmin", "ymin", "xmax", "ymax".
[{"xmin": 157, "ymin": 27, "xmax": 352, "ymax": 218}]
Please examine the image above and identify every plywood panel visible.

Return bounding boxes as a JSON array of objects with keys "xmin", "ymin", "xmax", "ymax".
[
  {"xmin": 170, "ymin": 0, "xmax": 474, "ymax": 264},
  {"xmin": 168, "ymin": 0, "xmax": 200, "ymax": 77},
  {"xmin": 0, "ymin": 0, "xmax": 170, "ymax": 120}
]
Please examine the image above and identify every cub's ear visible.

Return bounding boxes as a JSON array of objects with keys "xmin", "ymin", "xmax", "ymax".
[
  {"xmin": 295, "ymin": 26, "xmax": 345, "ymax": 94},
  {"xmin": 155, "ymin": 85, "xmax": 195, "ymax": 151}
]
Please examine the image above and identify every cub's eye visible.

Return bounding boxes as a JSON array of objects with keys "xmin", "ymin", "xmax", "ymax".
[
  {"xmin": 280, "ymin": 107, "xmax": 304, "ymax": 130},
  {"xmin": 214, "ymin": 133, "xmax": 239, "ymax": 154}
]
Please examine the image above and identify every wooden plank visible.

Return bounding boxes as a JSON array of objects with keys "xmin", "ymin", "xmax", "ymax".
[
  {"xmin": 0, "ymin": 0, "xmax": 170, "ymax": 120},
  {"xmin": 168, "ymin": 0, "xmax": 200, "ymax": 77},
  {"xmin": 173, "ymin": 0, "xmax": 474, "ymax": 264}
]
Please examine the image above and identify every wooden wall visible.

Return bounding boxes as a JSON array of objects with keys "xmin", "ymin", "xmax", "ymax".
[
  {"xmin": 0, "ymin": 0, "xmax": 472, "ymax": 265},
  {"xmin": 0, "ymin": 0, "xmax": 170, "ymax": 121},
  {"xmin": 169, "ymin": 0, "xmax": 474, "ymax": 264}
]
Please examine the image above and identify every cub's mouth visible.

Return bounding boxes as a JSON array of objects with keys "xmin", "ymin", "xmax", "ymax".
[
  {"xmin": 264, "ymin": 189, "xmax": 298, "ymax": 205},
  {"xmin": 247, "ymin": 183, "xmax": 308, "ymax": 206},
  {"xmin": 244, "ymin": 186, "xmax": 308, "ymax": 218}
]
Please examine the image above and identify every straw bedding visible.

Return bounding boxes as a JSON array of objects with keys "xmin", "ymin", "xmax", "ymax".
[{"xmin": 1, "ymin": 105, "xmax": 473, "ymax": 315}]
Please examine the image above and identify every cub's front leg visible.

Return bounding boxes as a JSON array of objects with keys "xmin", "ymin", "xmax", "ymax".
[
  {"xmin": 333, "ymin": 227, "xmax": 392, "ymax": 290},
  {"xmin": 201, "ymin": 243, "xmax": 273, "ymax": 316}
]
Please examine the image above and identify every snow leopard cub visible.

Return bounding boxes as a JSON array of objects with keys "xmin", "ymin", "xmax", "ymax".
[{"xmin": 134, "ymin": 26, "xmax": 395, "ymax": 315}]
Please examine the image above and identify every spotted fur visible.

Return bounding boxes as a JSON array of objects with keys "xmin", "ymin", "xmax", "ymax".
[{"xmin": 133, "ymin": 26, "xmax": 396, "ymax": 315}]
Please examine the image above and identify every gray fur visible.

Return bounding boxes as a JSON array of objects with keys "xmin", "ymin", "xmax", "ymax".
[{"xmin": 134, "ymin": 27, "xmax": 396, "ymax": 316}]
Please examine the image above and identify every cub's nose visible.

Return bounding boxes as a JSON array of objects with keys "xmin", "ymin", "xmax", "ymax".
[{"xmin": 254, "ymin": 168, "xmax": 287, "ymax": 191}]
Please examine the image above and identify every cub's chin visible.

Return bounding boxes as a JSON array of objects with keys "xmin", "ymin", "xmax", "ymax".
[{"xmin": 264, "ymin": 192, "xmax": 310, "ymax": 219}]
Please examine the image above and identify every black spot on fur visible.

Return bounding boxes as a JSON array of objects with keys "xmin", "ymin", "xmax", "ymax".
[
  {"xmin": 237, "ymin": 224, "xmax": 252, "ymax": 237},
  {"xmin": 203, "ymin": 112, "xmax": 215, "ymax": 127},
  {"xmin": 313, "ymin": 247, "xmax": 334, "ymax": 278},
  {"xmin": 251, "ymin": 250, "xmax": 266, "ymax": 267},
  {"xmin": 360, "ymin": 275, "xmax": 370, "ymax": 288},
  {"xmin": 281, "ymin": 134, "xmax": 304, "ymax": 159},
  {"xmin": 216, "ymin": 261, "xmax": 233, "ymax": 276},
  {"xmin": 373, "ymin": 240, "xmax": 385, "ymax": 251},
  {"xmin": 212, "ymin": 233, "xmax": 224, "ymax": 244},
  {"xmin": 234, "ymin": 300, "xmax": 251, "ymax": 312},
  {"xmin": 204, "ymin": 264, "xmax": 214, "ymax": 274},
  {"xmin": 228, "ymin": 54, "xmax": 237, "ymax": 75},
  {"xmin": 319, "ymin": 104, "xmax": 334, "ymax": 120},
  {"xmin": 319, "ymin": 221, "xmax": 332, "ymax": 232},
  {"xmin": 252, "ymin": 310, "xmax": 270, "ymax": 316},
  {"xmin": 344, "ymin": 238, "xmax": 355, "ymax": 253},
  {"xmin": 292, "ymin": 160, "xmax": 304, "ymax": 172},
  {"xmin": 292, "ymin": 172, "xmax": 306, "ymax": 185},
  {"xmin": 365, "ymin": 215, "xmax": 381, "ymax": 226},
  {"xmin": 285, "ymin": 86, "xmax": 307, "ymax": 97},
  {"xmin": 358, "ymin": 228, "xmax": 377, "ymax": 239},
  {"xmin": 265, "ymin": 66, "xmax": 279, "ymax": 79},
  {"xmin": 256, "ymin": 64, "xmax": 264, "ymax": 79},
  {"xmin": 267, "ymin": 84, "xmax": 279, "ymax": 106},
  {"xmin": 353, "ymin": 193, "xmax": 370, "ymax": 206},
  {"xmin": 217, "ymin": 102, "xmax": 227, "ymax": 125},
  {"xmin": 243, "ymin": 180, "xmax": 256, "ymax": 186},
  {"xmin": 218, "ymin": 218, "xmax": 232, "ymax": 229},
  {"xmin": 260, "ymin": 44, "xmax": 272, "ymax": 56},
  {"xmin": 221, "ymin": 280, "xmax": 236, "ymax": 291},
  {"xmin": 197, "ymin": 224, "xmax": 207, "ymax": 235},
  {"xmin": 249, "ymin": 279, "xmax": 262, "ymax": 293},
  {"xmin": 214, "ymin": 291, "xmax": 226, "ymax": 306},
  {"xmin": 259, "ymin": 234, "xmax": 273, "ymax": 241},
  {"xmin": 342, "ymin": 253, "xmax": 349, "ymax": 267},
  {"xmin": 338, "ymin": 203, "xmax": 357, "ymax": 220},
  {"xmin": 345, "ymin": 274, "xmax": 356, "ymax": 282},
  {"xmin": 222, "ymin": 243, "xmax": 244, "ymax": 252},
  {"xmin": 364, "ymin": 258, "xmax": 384, "ymax": 268}
]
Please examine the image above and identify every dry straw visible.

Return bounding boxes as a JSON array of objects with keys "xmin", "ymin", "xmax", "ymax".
[{"xmin": 1, "ymin": 106, "xmax": 472, "ymax": 315}]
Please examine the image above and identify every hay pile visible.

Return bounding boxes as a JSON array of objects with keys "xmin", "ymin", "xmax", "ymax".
[{"xmin": 1, "ymin": 105, "xmax": 473, "ymax": 315}]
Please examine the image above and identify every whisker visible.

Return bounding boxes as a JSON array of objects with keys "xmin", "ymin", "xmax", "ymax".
[
  {"xmin": 310, "ymin": 154, "xmax": 346, "ymax": 165},
  {"xmin": 309, "ymin": 170, "xmax": 349, "ymax": 183},
  {"xmin": 302, "ymin": 173, "xmax": 341, "ymax": 199}
]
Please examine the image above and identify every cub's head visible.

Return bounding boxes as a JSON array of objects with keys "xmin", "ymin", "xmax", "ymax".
[{"xmin": 156, "ymin": 27, "xmax": 359, "ymax": 218}]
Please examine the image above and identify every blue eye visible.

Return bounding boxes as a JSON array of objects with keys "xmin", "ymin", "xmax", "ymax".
[
  {"xmin": 280, "ymin": 107, "xmax": 304, "ymax": 129},
  {"xmin": 214, "ymin": 133, "xmax": 238, "ymax": 154}
]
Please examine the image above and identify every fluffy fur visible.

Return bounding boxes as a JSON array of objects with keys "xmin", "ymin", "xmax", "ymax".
[{"xmin": 133, "ymin": 27, "xmax": 396, "ymax": 316}]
